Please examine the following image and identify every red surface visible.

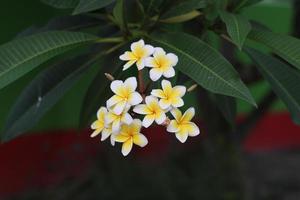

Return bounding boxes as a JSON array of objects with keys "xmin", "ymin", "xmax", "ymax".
[
  {"xmin": 243, "ymin": 112, "xmax": 300, "ymax": 152},
  {"xmin": 0, "ymin": 112, "xmax": 300, "ymax": 197}
]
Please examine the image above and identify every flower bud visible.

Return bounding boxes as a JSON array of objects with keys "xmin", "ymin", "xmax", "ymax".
[
  {"xmin": 187, "ymin": 84, "xmax": 198, "ymax": 92},
  {"xmin": 104, "ymin": 73, "xmax": 115, "ymax": 81}
]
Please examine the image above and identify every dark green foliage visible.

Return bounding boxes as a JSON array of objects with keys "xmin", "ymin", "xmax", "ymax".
[{"xmin": 1, "ymin": 0, "xmax": 300, "ymax": 141}]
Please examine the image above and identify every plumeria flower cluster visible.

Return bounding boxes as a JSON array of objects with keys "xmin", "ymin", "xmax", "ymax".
[{"xmin": 91, "ymin": 39, "xmax": 200, "ymax": 156}]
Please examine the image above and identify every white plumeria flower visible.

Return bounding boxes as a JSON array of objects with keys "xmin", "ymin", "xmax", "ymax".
[
  {"xmin": 105, "ymin": 107, "xmax": 133, "ymax": 133},
  {"xmin": 133, "ymin": 96, "xmax": 167, "ymax": 128},
  {"xmin": 167, "ymin": 108, "xmax": 200, "ymax": 143},
  {"xmin": 151, "ymin": 80, "xmax": 186, "ymax": 110},
  {"xmin": 119, "ymin": 39, "xmax": 154, "ymax": 71},
  {"xmin": 113, "ymin": 119, "xmax": 148, "ymax": 156},
  {"xmin": 90, "ymin": 107, "xmax": 107, "ymax": 138},
  {"xmin": 145, "ymin": 47, "xmax": 178, "ymax": 81},
  {"xmin": 101, "ymin": 123, "xmax": 116, "ymax": 146},
  {"xmin": 106, "ymin": 77, "xmax": 143, "ymax": 115}
]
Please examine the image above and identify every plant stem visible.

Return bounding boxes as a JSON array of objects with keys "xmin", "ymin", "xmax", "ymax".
[
  {"xmin": 138, "ymin": 70, "xmax": 146, "ymax": 100},
  {"xmin": 96, "ymin": 37, "xmax": 123, "ymax": 43}
]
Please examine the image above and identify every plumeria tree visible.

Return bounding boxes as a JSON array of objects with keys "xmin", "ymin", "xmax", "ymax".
[{"xmin": 0, "ymin": 0, "xmax": 300, "ymax": 197}]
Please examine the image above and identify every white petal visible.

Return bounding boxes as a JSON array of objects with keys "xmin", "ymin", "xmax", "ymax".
[
  {"xmin": 154, "ymin": 47, "xmax": 166, "ymax": 57},
  {"xmin": 136, "ymin": 59, "xmax": 145, "ymax": 70},
  {"xmin": 163, "ymin": 67, "xmax": 175, "ymax": 78},
  {"xmin": 133, "ymin": 134, "xmax": 148, "ymax": 147},
  {"xmin": 90, "ymin": 129, "xmax": 101, "ymax": 138},
  {"xmin": 145, "ymin": 57, "xmax": 156, "ymax": 67},
  {"xmin": 171, "ymin": 98, "xmax": 184, "ymax": 108},
  {"xmin": 149, "ymin": 68, "xmax": 163, "ymax": 81},
  {"xmin": 188, "ymin": 122, "xmax": 200, "ymax": 137},
  {"xmin": 131, "ymin": 39, "xmax": 145, "ymax": 52},
  {"xmin": 119, "ymin": 51, "xmax": 133, "ymax": 61},
  {"xmin": 142, "ymin": 115, "xmax": 155, "ymax": 128},
  {"xmin": 145, "ymin": 95, "xmax": 158, "ymax": 105},
  {"xmin": 101, "ymin": 129, "xmax": 111, "ymax": 141},
  {"xmin": 128, "ymin": 92, "xmax": 143, "ymax": 106},
  {"xmin": 167, "ymin": 120, "xmax": 179, "ymax": 133},
  {"xmin": 106, "ymin": 95, "xmax": 122, "ymax": 108},
  {"xmin": 170, "ymin": 108, "xmax": 182, "ymax": 121},
  {"xmin": 161, "ymin": 79, "xmax": 172, "ymax": 91},
  {"xmin": 132, "ymin": 119, "xmax": 142, "ymax": 132},
  {"xmin": 96, "ymin": 107, "xmax": 107, "ymax": 119},
  {"xmin": 124, "ymin": 77, "xmax": 137, "ymax": 92},
  {"xmin": 175, "ymin": 130, "xmax": 189, "ymax": 143},
  {"xmin": 110, "ymin": 135, "xmax": 116, "ymax": 146},
  {"xmin": 133, "ymin": 104, "xmax": 150, "ymax": 115},
  {"xmin": 122, "ymin": 113, "xmax": 133, "ymax": 125},
  {"xmin": 105, "ymin": 112, "xmax": 116, "ymax": 125},
  {"xmin": 112, "ymin": 101, "xmax": 127, "ymax": 115},
  {"xmin": 112, "ymin": 119, "xmax": 121, "ymax": 133},
  {"xmin": 123, "ymin": 60, "xmax": 136, "ymax": 71},
  {"xmin": 122, "ymin": 138, "xmax": 133, "ymax": 156},
  {"xmin": 151, "ymin": 89, "xmax": 165, "ymax": 98},
  {"xmin": 110, "ymin": 80, "xmax": 124, "ymax": 95},
  {"xmin": 166, "ymin": 53, "xmax": 178, "ymax": 66},
  {"xmin": 173, "ymin": 86, "xmax": 186, "ymax": 97},
  {"xmin": 144, "ymin": 45, "xmax": 155, "ymax": 57},
  {"xmin": 155, "ymin": 112, "xmax": 166, "ymax": 125},
  {"xmin": 182, "ymin": 107, "xmax": 195, "ymax": 122},
  {"xmin": 159, "ymin": 99, "xmax": 171, "ymax": 110}
]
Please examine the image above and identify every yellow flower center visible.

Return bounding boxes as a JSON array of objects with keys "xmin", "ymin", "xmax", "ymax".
[{"xmin": 133, "ymin": 46, "xmax": 145, "ymax": 60}]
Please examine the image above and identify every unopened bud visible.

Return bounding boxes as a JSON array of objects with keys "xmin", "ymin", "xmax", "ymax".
[
  {"xmin": 104, "ymin": 73, "xmax": 115, "ymax": 81},
  {"xmin": 187, "ymin": 84, "xmax": 198, "ymax": 92},
  {"xmin": 162, "ymin": 117, "xmax": 171, "ymax": 126}
]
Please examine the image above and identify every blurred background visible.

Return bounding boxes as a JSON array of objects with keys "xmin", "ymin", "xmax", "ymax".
[{"xmin": 0, "ymin": 0, "xmax": 300, "ymax": 199}]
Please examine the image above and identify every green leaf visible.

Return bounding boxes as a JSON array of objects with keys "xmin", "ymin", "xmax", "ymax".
[
  {"xmin": 17, "ymin": 15, "xmax": 103, "ymax": 38},
  {"xmin": 160, "ymin": 10, "xmax": 202, "ymax": 24},
  {"xmin": 113, "ymin": 0, "xmax": 126, "ymax": 31},
  {"xmin": 248, "ymin": 26, "xmax": 300, "ymax": 70},
  {"xmin": 232, "ymin": 0, "xmax": 263, "ymax": 11},
  {"xmin": 0, "ymin": 31, "xmax": 98, "ymax": 90},
  {"xmin": 213, "ymin": 94, "xmax": 237, "ymax": 125},
  {"xmin": 2, "ymin": 54, "xmax": 102, "ymax": 142},
  {"xmin": 141, "ymin": 0, "xmax": 163, "ymax": 15},
  {"xmin": 161, "ymin": 0, "xmax": 206, "ymax": 19},
  {"xmin": 220, "ymin": 11, "xmax": 251, "ymax": 50},
  {"xmin": 41, "ymin": 0, "xmax": 79, "ymax": 9},
  {"xmin": 79, "ymin": 52, "xmax": 123, "ymax": 127},
  {"xmin": 245, "ymin": 47, "xmax": 300, "ymax": 125},
  {"xmin": 148, "ymin": 32, "xmax": 255, "ymax": 106},
  {"xmin": 73, "ymin": 0, "xmax": 115, "ymax": 15}
]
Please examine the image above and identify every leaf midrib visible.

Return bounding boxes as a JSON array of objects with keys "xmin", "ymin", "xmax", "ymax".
[
  {"xmin": 4, "ymin": 61, "xmax": 87, "ymax": 135},
  {"xmin": 151, "ymin": 37, "xmax": 250, "ymax": 101},
  {"xmin": 232, "ymin": 14, "xmax": 241, "ymax": 46},
  {"xmin": 259, "ymin": 62, "xmax": 300, "ymax": 112},
  {"xmin": 0, "ymin": 35, "xmax": 95, "ymax": 79}
]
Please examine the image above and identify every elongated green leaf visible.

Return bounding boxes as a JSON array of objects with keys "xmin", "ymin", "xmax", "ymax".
[
  {"xmin": 0, "ymin": 31, "xmax": 98, "ymax": 90},
  {"xmin": 149, "ymin": 33, "xmax": 255, "ymax": 105},
  {"xmin": 73, "ymin": 0, "xmax": 115, "ymax": 15},
  {"xmin": 41, "ymin": 0, "xmax": 79, "ymax": 8},
  {"xmin": 248, "ymin": 27, "xmax": 300, "ymax": 70},
  {"xmin": 2, "ymin": 53, "xmax": 102, "ymax": 142},
  {"xmin": 245, "ymin": 48, "xmax": 300, "ymax": 125},
  {"xmin": 220, "ymin": 11, "xmax": 251, "ymax": 50},
  {"xmin": 17, "ymin": 15, "xmax": 102, "ymax": 38},
  {"xmin": 232, "ymin": 0, "xmax": 263, "ymax": 11},
  {"xmin": 161, "ymin": 0, "xmax": 206, "ymax": 19},
  {"xmin": 160, "ymin": 10, "xmax": 202, "ymax": 23},
  {"xmin": 113, "ymin": 0, "xmax": 126, "ymax": 31}
]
